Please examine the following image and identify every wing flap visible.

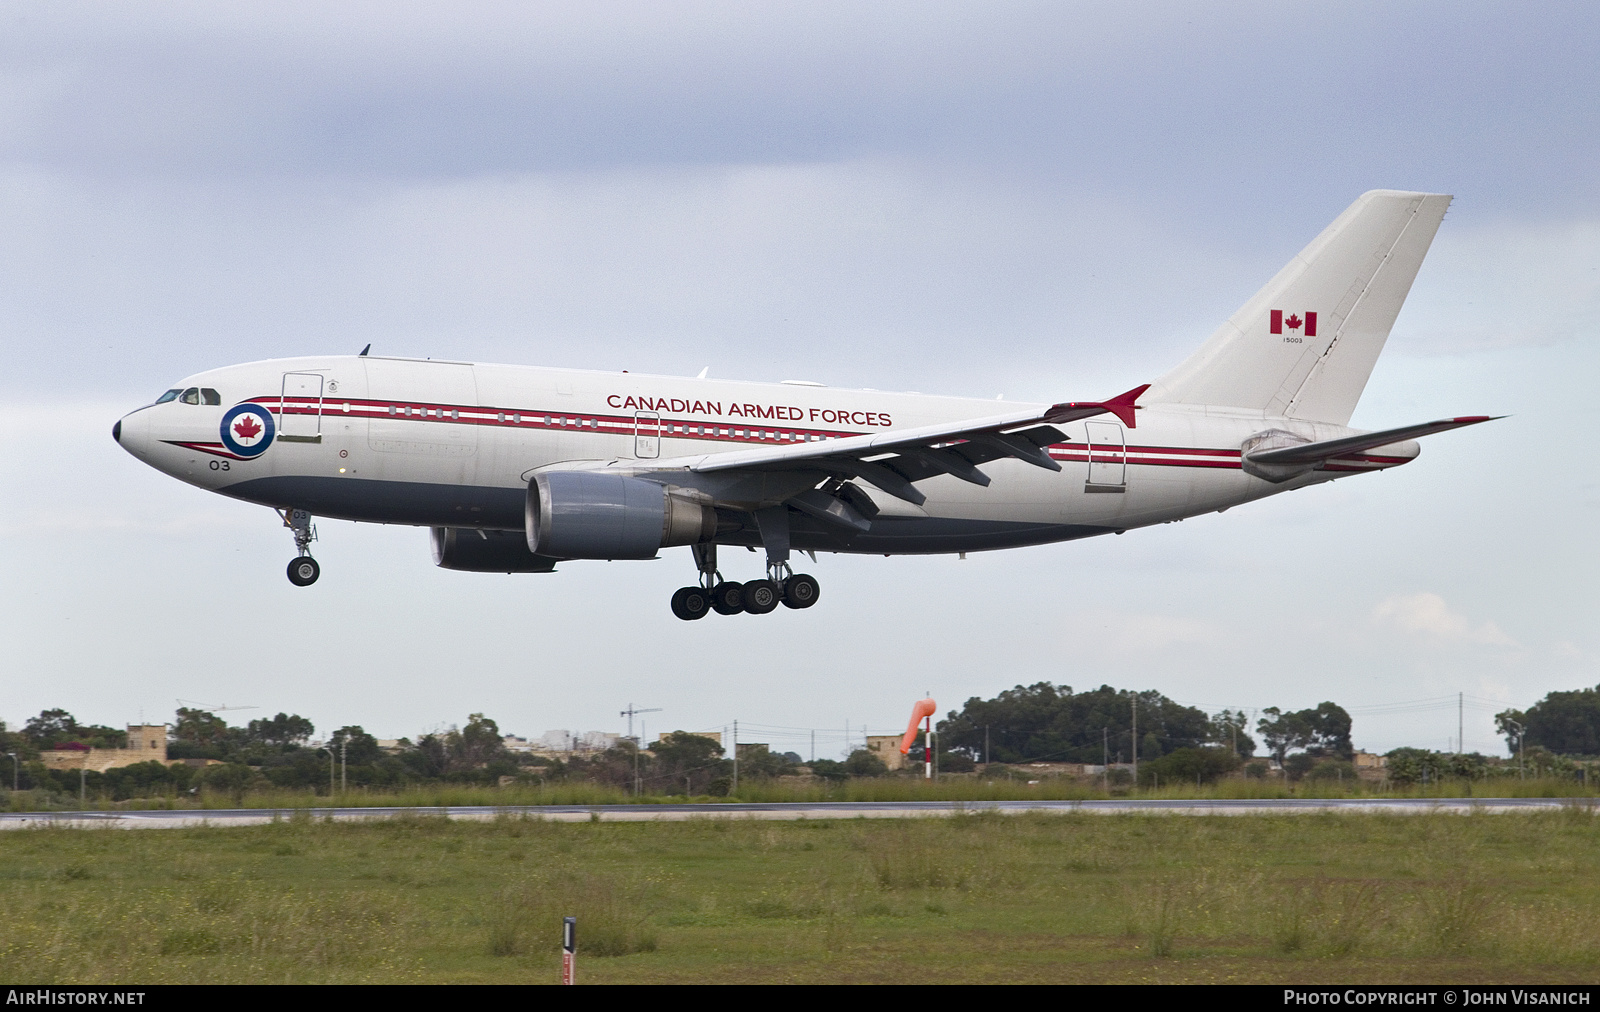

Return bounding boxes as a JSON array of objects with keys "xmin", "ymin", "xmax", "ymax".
[{"xmin": 627, "ymin": 384, "xmax": 1147, "ymax": 506}]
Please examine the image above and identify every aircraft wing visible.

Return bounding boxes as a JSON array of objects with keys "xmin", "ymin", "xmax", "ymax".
[
  {"xmin": 1246, "ymin": 415, "xmax": 1500, "ymax": 466},
  {"xmin": 638, "ymin": 384, "xmax": 1149, "ymax": 508}
]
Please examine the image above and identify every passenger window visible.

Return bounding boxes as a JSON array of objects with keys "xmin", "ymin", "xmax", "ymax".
[
  {"xmin": 155, "ymin": 389, "xmax": 181, "ymax": 404},
  {"xmin": 180, "ymin": 388, "xmax": 200, "ymax": 405},
  {"xmin": 200, "ymin": 389, "xmax": 221, "ymax": 406}
]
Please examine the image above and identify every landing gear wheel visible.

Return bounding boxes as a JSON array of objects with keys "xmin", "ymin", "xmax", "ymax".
[
  {"xmin": 671, "ymin": 586, "xmax": 711, "ymax": 621},
  {"xmin": 287, "ymin": 556, "xmax": 320, "ymax": 587},
  {"xmin": 710, "ymin": 581, "xmax": 745, "ymax": 615},
  {"xmin": 743, "ymin": 579, "xmax": 780, "ymax": 615},
  {"xmin": 781, "ymin": 573, "xmax": 820, "ymax": 609}
]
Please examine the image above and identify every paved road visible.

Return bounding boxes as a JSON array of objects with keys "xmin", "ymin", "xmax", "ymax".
[{"xmin": 1, "ymin": 797, "xmax": 1590, "ymax": 829}]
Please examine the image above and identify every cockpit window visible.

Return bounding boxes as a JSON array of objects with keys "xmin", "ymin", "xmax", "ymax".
[
  {"xmin": 179, "ymin": 388, "xmax": 200, "ymax": 405},
  {"xmin": 155, "ymin": 389, "xmax": 182, "ymax": 404},
  {"xmin": 200, "ymin": 388, "xmax": 221, "ymax": 405}
]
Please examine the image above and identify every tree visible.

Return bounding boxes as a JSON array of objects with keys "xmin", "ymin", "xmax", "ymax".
[
  {"xmin": 842, "ymin": 749, "xmax": 888, "ymax": 777},
  {"xmin": 199, "ymin": 763, "xmax": 260, "ymax": 802},
  {"xmin": 736, "ymin": 744, "xmax": 799, "ymax": 779},
  {"xmin": 1140, "ymin": 746, "xmax": 1243, "ymax": 785},
  {"xmin": 563, "ymin": 743, "xmax": 640, "ymax": 790},
  {"xmin": 23, "ymin": 709, "xmax": 79, "ymax": 749},
  {"xmin": 936, "ymin": 749, "xmax": 977, "ymax": 773},
  {"xmin": 1283, "ymin": 753, "xmax": 1317, "ymax": 780},
  {"xmin": 329, "ymin": 726, "xmax": 384, "ymax": 765},
  {"xmin": 245, "ymin": 713, "xmax": 316, "ymax": 748},
  {"xmin": 174, "ymin": 708, "xmax": 230, "ymax": 747},
  {"xmin": 445, "ymin": 714, "xmax": 510, "ymax": 771},
  {"xmin": 1256, "ymin": 703, "xmax": 1353, "ymax": 762},
  {"xmin": 938, "ymin": 683, "xmax": 1213, "ymax": 765},
  {"xmin": 650, "ymin": 731, "xmax": 728, "ymax": 794},
  {"xmin": 1517, "ymin": 686, "xmax": 1600, "ymax": 756},
  {"xmin": 1210, "ymin": 709, "xmax": 1257, "ymax": 758},
  {"xmin": 1495, "ymin": 709, "xmax": 1526, "ymax": 756},
  {"xmin": 807, "ymin": 759, "xmax": 848, "ymax": 782},
  {"xmin": 20, "ymin": 709, "xmax": 125, "ymax": 750}
]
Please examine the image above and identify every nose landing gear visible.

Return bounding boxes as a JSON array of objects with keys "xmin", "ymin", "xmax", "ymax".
[
  {"xmin": 279, "ymin": 508, "xmax": 320, "ymax": 587},
  {"xmin": 288, "ymin": 556, "xmax": 320, "ymax": 586}
]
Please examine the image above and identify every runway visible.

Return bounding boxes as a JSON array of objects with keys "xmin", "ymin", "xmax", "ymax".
[{"xmin": 0, "ymin": 797, "xmax": 1590, "ymax": 829}]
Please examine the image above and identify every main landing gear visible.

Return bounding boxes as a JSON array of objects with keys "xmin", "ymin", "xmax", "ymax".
[
  {"xmin": 280, "ymin": 508, "xmax": 320, "ymax": 587},
  {"xmin": 670, "ymin": 542, "xmax": 820, "ymax": 621}
]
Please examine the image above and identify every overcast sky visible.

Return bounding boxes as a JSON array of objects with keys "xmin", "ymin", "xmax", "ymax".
[{"xmin": 1, "ymin": 2, "xmax": 1595, "ymax": 758}]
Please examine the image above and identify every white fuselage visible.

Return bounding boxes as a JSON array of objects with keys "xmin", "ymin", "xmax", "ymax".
[{"xmin": 114, "ymin": 355, "xmax": 1414, "ymax": 556}]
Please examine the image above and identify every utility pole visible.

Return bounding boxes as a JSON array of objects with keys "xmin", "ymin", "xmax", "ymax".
[
  {"xmin": 984, "ymin": 725, "xmax": 990, "ymax": 769},
  {"xmin": 320, "ymin": 747, "xmax": 336, "ymax": 795},
  {"xmin": 1131, "ymin": 693, "xmax": 1139, "ymax": 788},
  {"xmin": 732, "ymin": 720, "xmax": 738, "ymax": 794},
  {"xmin": 1103, "ymin": 728, "xmax": 1110, "ymax": 791},
  {"xmin": 80, "ymin": 768, "xmax": 87, "ymax": 807},
  {"xmin": 634, "ymin": 720, "xmax": 646, "ymax": 797},
  {"xmin": 1507, "ymin": 718, "xmax": 1525, "ymax": 779},
  {"xmin": 340, "ymin": 739, "xmax": 347, "ymax": 793},
  {"xmin": 1458, "ymin": 692, "xmax": 1464, "ymax": 756},
  {"xmin": 810, "ymin": 729, "xmax": 815, "ymax": 764}
]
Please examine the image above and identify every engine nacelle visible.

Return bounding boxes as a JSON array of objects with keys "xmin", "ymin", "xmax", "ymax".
[
  {"xmin": 526, "ymin": 471, "xmax": 715, "ymax": 560},
  {"xmin": 432, "ymin": 527, "xmax": 558, "ymax": 573}
]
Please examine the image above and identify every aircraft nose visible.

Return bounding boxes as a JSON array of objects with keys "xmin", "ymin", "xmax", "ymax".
[{"xmin": 115, "ymin": 409, "xmax": 150, "ymax": 457}]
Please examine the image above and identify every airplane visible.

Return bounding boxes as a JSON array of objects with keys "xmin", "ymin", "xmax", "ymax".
[{"xmin": 113, "ymin": 190, "xmax": 1496, "ymax": 620}]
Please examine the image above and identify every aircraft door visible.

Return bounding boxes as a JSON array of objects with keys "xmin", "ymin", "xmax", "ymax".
[
  {"xmin": 1084, "ymin": 420, "xmax": 1127, "ymax": 493},
  {"xmin": 280, "ymin": 372, "xmax": 324, "ymax": 442},
  {"xmin": 634, "ymin": 411, "xmax": 661, "ymax": 458}
]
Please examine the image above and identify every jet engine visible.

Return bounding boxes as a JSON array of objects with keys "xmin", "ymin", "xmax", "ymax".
[
  {"xmin": 526, "ymin": 471, "xmax": 716, "ymax": 560},
  {"xmin": 432, "ymin": 527, "xmax": 558, "ymax": 573}
]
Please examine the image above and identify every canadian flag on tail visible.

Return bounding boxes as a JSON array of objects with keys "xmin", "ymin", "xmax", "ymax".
[{"xmin": 1270, "ymin": 310, "xmax": 1317, "ymax": 337}]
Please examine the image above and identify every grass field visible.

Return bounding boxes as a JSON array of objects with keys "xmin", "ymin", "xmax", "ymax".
[
  {"xmin": 4, "ymin": 808, "xmax": 1600, "ymax": 984},
  {"xmin": 8, "ymin": 774, "xmax": 1600, "ymax": 813}
]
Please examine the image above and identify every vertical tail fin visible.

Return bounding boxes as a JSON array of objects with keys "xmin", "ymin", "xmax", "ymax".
[{"xmin": 1145, "ymin": 190, "xmax": 1452, "ymax": 425}]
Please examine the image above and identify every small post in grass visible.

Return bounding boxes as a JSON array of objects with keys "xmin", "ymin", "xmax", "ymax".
[{"xmin": 561, "ymin": 916, "xmax": 576, "ymax": 985}]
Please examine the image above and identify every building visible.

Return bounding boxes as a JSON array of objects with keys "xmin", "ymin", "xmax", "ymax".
[
  {"xmin": 1353, "ymin": 751, "xmax": 1387, "ymax": 781},
  {"xmin": 534, "ymin": 730, "xmax": 624, "ymax": 755},
  {"xmin": 865, "ymin": 734, "xmax": 907, "ymax": 771},
  {"xmin": 38, "ymin": 724, "xmax": 169, "ymax": 773}
]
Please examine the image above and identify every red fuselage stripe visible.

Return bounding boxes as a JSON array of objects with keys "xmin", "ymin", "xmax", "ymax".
[{"xmin": 240, "ymin": 396, "xmax": 1411, "ymax": 473}]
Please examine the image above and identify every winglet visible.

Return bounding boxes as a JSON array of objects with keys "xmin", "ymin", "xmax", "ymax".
[{"xmin": 1043, "ymin": 383, "xmax": 1150, "ymax": 428}]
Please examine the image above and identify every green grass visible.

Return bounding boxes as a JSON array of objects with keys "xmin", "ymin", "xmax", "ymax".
[
  {"xmin": 9, "ymin": 773, "xmax": 1599, "ymax": 813},
  {"xmin": 4, "ymin": 808, "xmax": 1600, "ymax": 983}
]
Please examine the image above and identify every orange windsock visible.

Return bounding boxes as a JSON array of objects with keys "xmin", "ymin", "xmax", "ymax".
[{"xmin": 899, "ymin": 698, "xmax": 938, "ymax": 754}]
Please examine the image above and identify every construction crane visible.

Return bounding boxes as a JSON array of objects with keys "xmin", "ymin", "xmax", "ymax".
[
  {"xmin": 620, "ymin": 703, "xmax": 662, "ymax": 743},
  {"xmin": 175, "ymin": 699, "xmax": 260, "ymax": 715}
]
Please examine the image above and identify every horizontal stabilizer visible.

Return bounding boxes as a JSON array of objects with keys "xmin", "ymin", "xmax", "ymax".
[{"xmin": 1247, "ymin": 416, "xmax": 1500, "ymax": 466}]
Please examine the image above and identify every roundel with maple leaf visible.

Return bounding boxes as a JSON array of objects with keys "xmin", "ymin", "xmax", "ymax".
[{"xmin": 220, "ymin": 403, "xmax": 275, "ymax": 458}]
